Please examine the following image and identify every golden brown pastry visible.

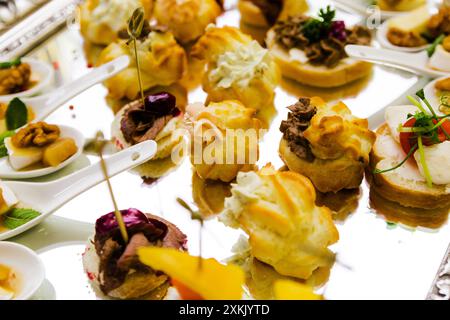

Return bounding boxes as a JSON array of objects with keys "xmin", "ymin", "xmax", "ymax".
[
  {"xmin": 238, "ymin": 0, "xmax": 309, "ymax": 28},
  {"xmin": 377, "ymin": 0, "xmax": 426, "ymax": 11},
  {"xmin": 97, "ymin": 29, "xmax": 187, "ymax": 100},
  {"xmin": 152, "ymin": 0, "xmax": 222, "ymax": 44},
  {"xmin": 79, "ymin": 0, "xmax": 153, "ymax": 45},
  {"xmin": 221, "ymin": 165, "xmax": 339, "ymax": 279},
  {"xmin": 279, "ymin": 97, "xmax": 376, "ymax": 193},
  {"xmin": 187, "ymin": 100, "xmax": 262, "ymax": 183},
  {"xmin": 191, "ymin": 25, "xmax": 280, "ymax": 113}
]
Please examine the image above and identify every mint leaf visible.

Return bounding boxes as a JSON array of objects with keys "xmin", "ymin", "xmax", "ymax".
[
  {"xmin": 0, "ymin": 57, "xmax": 21, "ymax": 70},
  {"xmin": 6, "ymin": 97, "xmax": 28, "ymax": 130},
  {"xmin": 3, "ymin": 208, "xmax": 41, "ymax": 229}
]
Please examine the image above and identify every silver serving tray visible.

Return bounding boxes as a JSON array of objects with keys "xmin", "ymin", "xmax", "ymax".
[{"xmin": 5, "ymin": 0, "xmax": 449, "ymax": 300}]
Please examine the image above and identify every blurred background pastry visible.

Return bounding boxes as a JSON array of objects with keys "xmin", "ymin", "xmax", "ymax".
[
  {"xmin": 221, "ymin": 165, "xmax": 339, "ymax": 280},
  {"xmin": 191, "ymin": 25, "xmax": 280, "ymax": 115},
  {"xmin": 279, "ymin": 97, "xmax": 375, "ymax": 193},
  {"xmin": 266, "ymin": 6, "xmax": 373, "ymax": 88},
  {"xmin": 80, "ymin": 0, "xmax": 154, "ymax": 45},
  {"xmin": 187, "ymin": 100, "xmax": 261, "ymax": 182},
  {"xmin": 377, "ymin": 0, "xmax": 426, "ymax": 11},
  {"xmin": 97, "ymin": 27, "xmax": 187, "ymax": 101},
  {"xmin": 153, "ymin": 0, "xmax": 222, "ymax": 44},
  {"xmin": 238, "ymin": 0, "xmax": 309, "ymax": 28}
]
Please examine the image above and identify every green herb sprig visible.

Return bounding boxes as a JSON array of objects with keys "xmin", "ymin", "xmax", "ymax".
[
  {"xmin": 0, "ymin": 57, "xmax": 22, "ymax": 70},
  {"xmin": 426, "ymin": 34, "xmax": 445, "ymax": 57},
  {"xmin": 3, "ymin": 208, "xmax": 41, "ymax": 229},
  {"xmin": 302, "ymin": 6, "xmax": 336, "ymax": 43},
  {"xmin": 127, "ymin": 8, "xmax": 146, "ymax": 107}
]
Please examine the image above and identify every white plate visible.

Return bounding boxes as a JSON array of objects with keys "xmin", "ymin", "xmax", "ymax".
[
  {"xmin": 0, "ymin": 241, "xmax": 45, "ymax": 300},
  {"xmin": 423, "ymin": 76, "xmax": 449, "ymax": 116},
  {"xmin": 0, "ymin": 125, "xmax": 85, "ymax": 179},
  {"xmin": 0, "ymin": 58, "xmax": 54, "ymax": 101}
]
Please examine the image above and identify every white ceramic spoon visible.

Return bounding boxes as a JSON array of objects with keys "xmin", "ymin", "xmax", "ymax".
[
  {"xmin": 0, "ymin": 140, "xmax": 157, "ymax": 241},
  {"xmin": 332, "ymin": 0, "xmax": 403, "ymax": 20},
  {"xmin": 345, "ymin": 45, "xmax": 449, "ymax": 78},
  {"xmin": 0, "ymin": 241, "xmax": 45, "ymax": 300},
  {"xmin": 0, "ymin": 56, "xmax": 129, "ymax": 121},
  {"xmin": 0, "ymin": 125, "xmax": 85, "ymax": 179}
]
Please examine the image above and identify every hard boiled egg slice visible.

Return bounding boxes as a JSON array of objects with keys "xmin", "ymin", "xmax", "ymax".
[
  {"xmin": 4, "ymin": 138, "xmax": 43, "ymax": 171},
  {"xmin": 384, "ymin": 105, "xmax": 418, "ymax": 143},
  {"xmin": 0, "ymin": 181, "xmax": 18, "ymax": 215},
  {"xmin": 414, "ymin": 141, "xmax": 450, "ymax": 185},
  {"xmin": 429, "ymin": 45, "xmax": 450, "ymax": 72}
]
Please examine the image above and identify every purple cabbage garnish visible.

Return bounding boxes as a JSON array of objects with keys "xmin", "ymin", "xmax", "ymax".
[
  {"xmin": 329, "ymin": 20, "xmax": 347, "ymax": 41},
  {"xmin": 95, "ymin": 208, "xmax": 149, "ymax": 236},
  {"xmin": 145, "ymin": 92, "xmax": 179, "ymax": 117}
]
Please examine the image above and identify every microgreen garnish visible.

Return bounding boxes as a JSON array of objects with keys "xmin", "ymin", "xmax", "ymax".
[
  {"xmin": 0, "ymin": 57, "xmax": 22, "ymax": 69},
  {"xmin": 127, "ymin": 8, "xmax": 146, "ymax": 107},
  {"xmin": 177, "ymin": 198, "xmax": 203, "ymax": 270},
  {"xmin": 426, "ymin": 34, "xmax": 445, "ymax": 57},
  {"xmin": 374, "ymin": 90, "xmax": 450, "ymax": 187},
  {"xmin": 95, "ymin": 131, "xmax": 129, "ymax": 243},
  {"xmin": 302, "ymin": 6, "xmax": 336, "ymax": 42}
]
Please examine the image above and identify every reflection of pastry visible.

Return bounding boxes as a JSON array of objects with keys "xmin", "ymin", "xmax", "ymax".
[
  {"xmin": 266, "ymin": 7, "xmax": 372, "ymax": 88},
  {"xmin": 82, "ymin": 208, "xmax": 187, "ymax": 300},
  {"xmin": 368, "ymin": 105, "xmax": 450, "ymax": 210},
  {"xmin": 315, "ymin": 188, "xmax": 361, "ymax": 221},
  {"xmin": 191, "ymin": 25, "xmax": 280, "ymax": 113},
  {"xmin": 279, "ymin": 97, "xmax": 375, "ymax": 193},
  {"xmin": 80, "ymin": 0, "xmax": 153, "ymax": 45},
  {"xmin": 153, "ymin": 0, "xmax": 222, "ymax": 44},
  {"xmin": 97, "ymin": 29, "xmax": 187, "ymax": 100},
  {"xmin": 221, "ymin": 165, "xmax": 339, "ymax": 279},
  {"xmin": 111, "ymin": 92, "xmax": 186, "ymax": 179},
  {"xmin": 192, "ymin": 172, "xmax": 231, "ymax": 217},
  {"xmin": 238, "ymin": 0, "xmax": 308, "ymax": 28},
  {"xmin": 188, "ymin": 100, "xmax": 262, "ymax": 182}
]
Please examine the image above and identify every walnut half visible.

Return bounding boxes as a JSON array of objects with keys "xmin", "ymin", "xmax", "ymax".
[{"xmin": 12, "ymin": 122, "xmax": 60, "ymax": 148}]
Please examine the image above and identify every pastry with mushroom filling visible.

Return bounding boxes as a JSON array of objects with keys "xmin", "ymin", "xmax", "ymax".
[
  {"xmin": 152, "ymin": 0, "xmax": 222, "ymax": 44},
  {"xmin": 266, "ymin": 6, "xmax": 372, "ymax": 88},
  {"xmin": 238, "ymin": 0, "xmax": 309, "ymax": 28},
  {"xmin": 111, "ymin": 92, "xmax": 186, "ymax": 179},
  {"xmin": 97, "ymin": 26, "xmax": 187, "ymax": 100},
  {"xmin": 187, "ymin": 100, "xmax": 262, "ymax": 183},
  {"xmin": 79, "ymin": 0, "xmax": 153, "ymax": 46},
  {"xmin": 368, "ymin": 99, "xmax": 450, "ymax": 210},
  {"xmin": 279, "ymin": 97, "xmax": 376, "ymax": 193},
  {"xmin": 82, "ymin": 208, "xmax": 187, "ymax": 300},
  {"xmin": 191, "ymin": 25, "xmax": 280, "ymax": 114},
  {"xmin": 220, "ymin": 165, "xmax": 339, "ymax": 280}
]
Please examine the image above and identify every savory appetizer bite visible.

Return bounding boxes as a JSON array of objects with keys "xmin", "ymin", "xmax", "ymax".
[
  {"xmin": 377, "ymin": 0, "xmax": 426, "ymax": 12},
  {"xmin": 279, "ymin": 97, "xmax": 376, "ymax": 193},
  {"xmin": 386, "ymin": 5, "xmax": 449, "ymax": 49},
  {"xmin": 0, "ymin": 58, "xmax": 32, "ymax": 96},
  {"xmin": 153, "ymin": 0, "xmax": 222, "ymax": 44},
  {"xmin": 368, "ymin": 92, "xmax": 450, "ymax": 212},
  {"xmin": 221, "ymin": 165, "xmax": 339, "ymax": 280},
  {"xmin": 138, "ymin": 247, "xmax": 245, "ymax": 300},
  {"xmin": 3, "ymin": 122, "xmax": 79, "ymax": 171},
  {"xmin": 79, "ymin": 0, "xmax": 153, "ymax": 45},
  {"xmin": 191, "ymin": 25, "xmax": 280, "ymax": 114},
  {"xmin": 266, "ymin": 6, "xmax": 373, "ymax": 88},
  {"xmin": 83, "ymin": 208, "xmax": 187, "ymax": 299},
  {"xmin": 435, "ymin": 77, "xmax": 450, "ymax": 114},
  {"xmin": 97, "ymin": 26, "xmax": 187, "ymax": 100},
  {"xmin": 238, "ymin": 0, "xmax": 309, "ymax": 28},
  {"xmin": 187, "ymin": 100, "xmax": 262, "ymax": 183},
  {"xmin": 111, "ymin": 92, "xmax": 186, "ymax": 179}
]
